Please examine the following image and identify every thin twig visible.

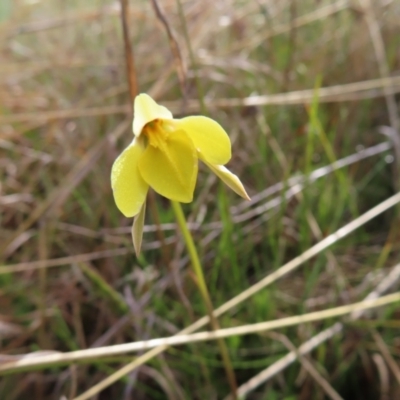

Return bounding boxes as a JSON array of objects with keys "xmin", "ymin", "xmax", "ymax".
[
  {"xmin": 1, "ymin": 194, "xmax": 400, "ymax": 390},
  {"xmin": 372, "ymin": 330, "xmax": 400, "ymax": 386},
  {"xmin": 175, "ymin": 0, "xmax": 206, "ymax": 114},
  {"xmin": 237, "ymin": 0, "xmax": 351, "ymax": 51},
  {"xmin": 119, "ymin": 0, "xmax": 138, "ymax": 105},
  {"xmin": 211, "ymin": 192, "xmax": 400, "ymax": 318},
  {"xmin": 1, "ymin": 142, "xmax": 393, "ymax": 275},
  {"xmin": 373, "ymin": 353, "xmax": 390, "ymax": 400},
  {"xmin": 265, "ymin": 333, "xmax": 344, "ymax": 400},
  {"xmin": 2, "ymin": 75, "xmax": 400, "ymax": 123},
  {"xmin": 0, "ymin": 119, "xmax": 131, "ymax": 259},
  {"xmin": 357, "ymin": 0, "xmax": 400, "ymax": 163},
  {"xmin": 1, "ymin": 292, "xmax": 399, "ymax": 374},
  {"xmin": 150, "ymin": 0, "xmax": 186, "ymax": 94},
  {"xmin": 69, "ymin": 184, "xmax": 400, "ymax": 400},
  {"xmin": 233, "ymin": 262, "xmax": 400, "ymax": 398}
]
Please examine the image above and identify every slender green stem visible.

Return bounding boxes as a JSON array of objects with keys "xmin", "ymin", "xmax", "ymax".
[{"xmin": 171, "ymin": 200, "xmax": 238, "ymax": 399}]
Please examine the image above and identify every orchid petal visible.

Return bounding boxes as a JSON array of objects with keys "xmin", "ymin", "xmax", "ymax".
[
  {"xmin": 111, "ymin": 138, "xmax": 149, "ymax": 217},
  {"xmin": 138, "ymin": 130, "xmax": 198, "ymax": 202},
  {"xmin": 175, "ymin": 116, "xmax": 231, "ymax": 165},
  {"xmin": 132, "ymin": 201, "xmax": 146, "ymax": 256},
  {"xmin": 203, "ymin": 159, "xmax": 250, "ymax": 200},
  {"xmin": 133, "ymin": 93, "xmax": 173, "ymax": 137}
]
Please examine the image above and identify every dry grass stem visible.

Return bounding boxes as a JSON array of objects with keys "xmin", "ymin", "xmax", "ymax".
[
  {"xmin": 1, "ymin": 292, "xmax": 399, "ymax": 374},
  {"xmin": 2, "ymin": 1, "xmax": 400, "ymax": 398},
  {"xmin": 4, "ymin": 192, "xmax": 400, "ymax": 399},
  {"xmin": 150, "ymin": 0, "xmax": 186, "ymax": 93},
  {"xmin": 241, "ymin": 0, "xmax": 351, "ymax": 50},
  {"xmin": 0, "ymin": 119, "xmax": 130, "ymax": 257},
  {"xmin": 233, "ymin": 261, "xmax": 400, "ymax": 398},
  {"xmin": 372, "ymin": 330, "xmax": 400, "ymax": 386},
  {"xmin": 119, "ymin": 0, "xmax": 138, "ymax": 104},
  {"xmin": 1, "ymin": 76, "xmax": 400, "ymax": 123},
  {"xmin": 264, "ymin": 333, "xmax": 344, "ymax": 400}
]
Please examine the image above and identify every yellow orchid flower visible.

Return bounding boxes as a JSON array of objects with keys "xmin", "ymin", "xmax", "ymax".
[{"xmin": 111, "ymin": 93, "xmax": 250, "ymax": 218}]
